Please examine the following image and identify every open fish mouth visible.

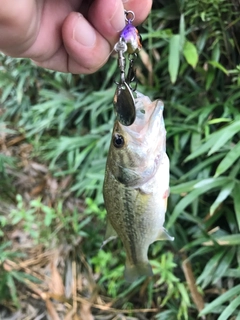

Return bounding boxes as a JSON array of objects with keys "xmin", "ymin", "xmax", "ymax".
[{"xmin": 120, "ymin": 91, "xmax": 164, "ymax": 142}]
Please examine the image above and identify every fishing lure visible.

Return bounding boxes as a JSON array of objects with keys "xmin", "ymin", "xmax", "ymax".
[{"xmin": 113, "ymin": 10, "xmax": 142, "ymax": 126}]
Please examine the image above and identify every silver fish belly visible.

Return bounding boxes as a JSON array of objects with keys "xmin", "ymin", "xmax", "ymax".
[{"xmin": 103, "ymin": 92, "xmax": 173, "ymax": 282}]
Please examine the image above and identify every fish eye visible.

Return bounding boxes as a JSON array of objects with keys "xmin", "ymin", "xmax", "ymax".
[{"xmin": 113, "ymin": 134, "xmax": 125, "ymax": 148}]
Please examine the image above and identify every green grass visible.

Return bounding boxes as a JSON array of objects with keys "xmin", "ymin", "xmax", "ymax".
[{"xmin": 1, "ymin": 0, "xmax": 240, "ymax": 318}]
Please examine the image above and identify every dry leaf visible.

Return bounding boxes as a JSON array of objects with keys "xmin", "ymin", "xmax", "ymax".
[
  {"xmin": 139, "ymin": 49, "xmax": 153, "ymax": 73},
  {"xmin": 46, "ymin": 175, "xmax": 58, "ymax": 197},
  {"xmin": 139, "ymin": 49, "xmax": 153, "ymax": 86},
  {"xmin": 79, "ymin": 302, "xmax": 94, "ymax": 320},
  {"xmin": 49, "ymin": 258, "xmax": 65, "ymax": 296},
  {"xmin": 6, "ymin": 135, "xmax": 25, "ymax": 147},
  {"xmin": 64, "ymin": 308, "xmax": 76, "ymax": 320},
  {"xmin": 30, "ymin": 161, "xmax": 48, "ymax": 173},
  {"xmin": 30, "ymin": 182, "xmax": 46, "ymax": 196},
  {"xmin": 59, "ymin": 175, "xmax": 72, "ymax": 190},
  {"xmin": 74, "ymin": 314, "xmax": 82, "ymax": 320},
  {"xmin": 45, "ymin": 299, "xmax": 61, "ymax": 320},
  {"xmin": 182, "ymin": 258, "xmax": 205, "ymax": 313}
]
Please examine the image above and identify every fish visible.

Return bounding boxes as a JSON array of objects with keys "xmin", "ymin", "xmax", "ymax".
[{"xmin": 103, "ymin": 91, "xmax": 174, "ymax": 282}]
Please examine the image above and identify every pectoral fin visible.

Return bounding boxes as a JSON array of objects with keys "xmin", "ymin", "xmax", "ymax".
[
  {"xmin": 101, "ymin": 219, "xmax": 118, "ymax": 249},
  {"xmin": 156, "ymin": 227, "xmax": 174, "ymax": 242}
]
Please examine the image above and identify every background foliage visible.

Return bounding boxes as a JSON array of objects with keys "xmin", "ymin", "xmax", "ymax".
[{"xmin": 0, "ymin": 0, "xmax": 240, "ymax": 319}]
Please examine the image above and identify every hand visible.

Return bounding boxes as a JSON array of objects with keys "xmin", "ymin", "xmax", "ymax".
[{"xmin": 0, "ymin": 0, "xmax": 152, "ymax": 74}]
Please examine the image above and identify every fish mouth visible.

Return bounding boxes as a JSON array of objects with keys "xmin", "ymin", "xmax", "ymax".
[
  {"xmin": 113, "ymin": 92, "xmax": 166, "ymax": 188},
  {"xmin": 120, "ymin": 91, "xmax": 164, "ymax": 141}
]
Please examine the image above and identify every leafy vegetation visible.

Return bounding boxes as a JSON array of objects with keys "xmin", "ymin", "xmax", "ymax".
[{"xmin": 0, "ymin": 0, "xmax": 240, "ymax": 319}]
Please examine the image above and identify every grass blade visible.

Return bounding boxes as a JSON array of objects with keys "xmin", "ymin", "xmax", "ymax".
[
  {"xmin": 168, "ymin": 34, "xmax": 180, "ymax": 83},
  {"xmin": 217, "ymin": 295, "xmax": 240, "ymax": 320},
  {"xmin": 203, "ymin": 234, "xmax": 240, "ymax": 246},
  {"xmin": 214, "ymin": 141, "xmax": 240, "ymax": 177},
  {"xmin": 183, "ymin": 41, "xmax": 198, "ymax": 68},
  {"xmin": 199, "ymin": 284, "xmax": 240, "ymax": 316},
  {"xmin": 233, "ymin": 182, "xmax": 240, "ymax": 231},
  {"xmin": 185, "ymin": 120, "xmax": 240, "ymax": 161},
  {"xmin": 208, "ymin": 120, "xmax": 240, "ymax": 155},
  {"xmin": 210, "ymin": 181, "xmax": 235, "ymax": 215},
  {"xmin": 167, "ymin": 177, "xmax": 231, "ymax": 228}
]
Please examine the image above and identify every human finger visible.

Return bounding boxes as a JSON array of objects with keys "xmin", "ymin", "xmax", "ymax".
[
  {"xmin": 123, "ymin": 0, "xmax": 153, "ymax": 25},
  {"xmin": 88, "ymin": 0, "xmax": 152, "ymax": 49},
  {"xmin": 60, "ymin": 0, "xmax": 152, "ymax": 74},
  {"xmin": 60, "ymin": 0, "xmax": 126, "ymax": 74},
  {"xmin": 0, "ymin": 0, "xmax": 40, "ymax": 56},
  {"xmin": 49, "ymin": 12, "xmax": 112, "ymax": 73},
  {"xmin": 88, "ymin": 0, "xmax": 126, "ymax": 47}
]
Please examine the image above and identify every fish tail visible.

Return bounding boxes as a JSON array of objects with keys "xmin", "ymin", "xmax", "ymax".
[{"xmin": 124, "ymin": 261, "xmax": 153, "ymax": 283}]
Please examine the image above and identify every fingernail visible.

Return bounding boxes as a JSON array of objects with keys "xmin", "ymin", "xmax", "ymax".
[
  {"xmin": 73, "ymin": 14, "xmax": 96, "ymax": 47},
  {"xmin": 110, "ymin": 1, "xmax": 125, "ymax": 32}
]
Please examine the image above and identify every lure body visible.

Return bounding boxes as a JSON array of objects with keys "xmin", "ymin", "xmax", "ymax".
[
  {"xmin": 120, "ymin": 23, "xmax": 142, "ymax": 54},
  {"xmin": 103, "ymin": 92, "xmax": 173, "ymax": 282}
]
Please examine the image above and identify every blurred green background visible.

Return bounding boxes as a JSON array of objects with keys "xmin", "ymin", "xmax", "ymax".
[{"xmin": 0, "ymin": 0, "xmax": 240, "ymax": 319}]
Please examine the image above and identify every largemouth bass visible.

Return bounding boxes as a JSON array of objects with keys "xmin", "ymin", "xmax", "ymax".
[{"xmin": 103, "ymin": 92, "xmax": 173, "ymax": 282}]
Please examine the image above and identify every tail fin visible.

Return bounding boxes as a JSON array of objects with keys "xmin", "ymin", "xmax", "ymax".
[{"xmin": 124, "ymin": 261, "xmax": 153, "ymax": 283}]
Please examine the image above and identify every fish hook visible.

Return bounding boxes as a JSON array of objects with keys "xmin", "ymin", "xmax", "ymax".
[{"xmin": 126, "ymin": 53, "xmax": 138, "ymax": 92}]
